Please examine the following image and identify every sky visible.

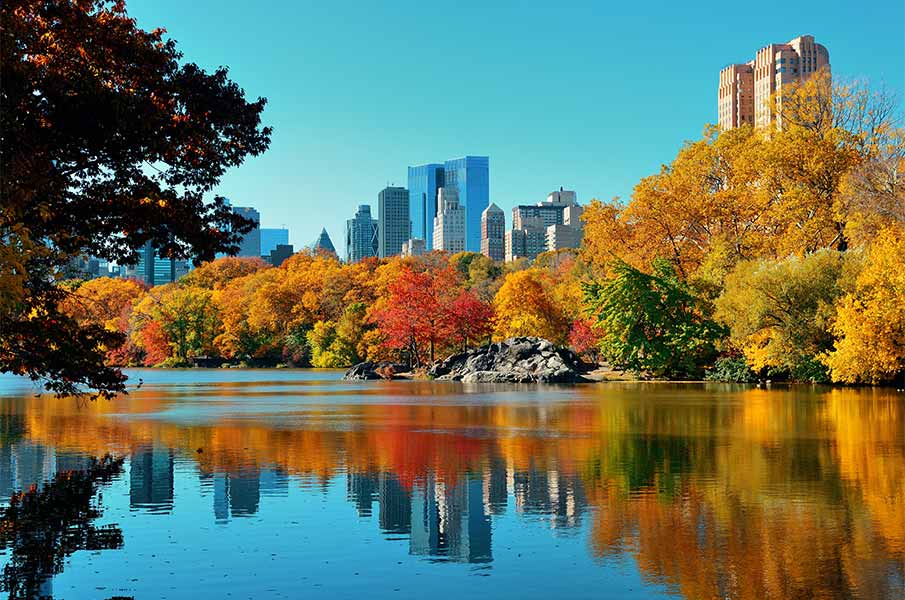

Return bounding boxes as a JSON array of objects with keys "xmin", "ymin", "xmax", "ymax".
[{"xmin": 129, "ymin": 0, "xmax": 905, "ymax": 256}]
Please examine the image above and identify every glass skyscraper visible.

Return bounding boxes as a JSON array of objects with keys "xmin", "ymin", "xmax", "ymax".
[
  {"xmin": 444, "ymin": 156, "xmax": 489, "ymax": 253},
  {"xmin": 260, "ymin": 228, "xmax": 289, "ymax": 257},
  {"xmin": 377, "ymin": 187, "xmax": 410, "ymax": 258},
  {"xmin": 345, "ymin": 205, "xmax": 378, "ymax": 263},
  {"xmin": 407, "ymin": 164, "xmax": 445, "ymax": 250}
]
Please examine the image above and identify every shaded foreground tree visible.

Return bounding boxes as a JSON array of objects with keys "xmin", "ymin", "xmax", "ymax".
[
  {"xmin": 0, "ymin": 455, "xmax": 125, "ymax": 599},
  {"xmin": 1, "ymin": 0, "xmax": 271, "ymax": 396}
]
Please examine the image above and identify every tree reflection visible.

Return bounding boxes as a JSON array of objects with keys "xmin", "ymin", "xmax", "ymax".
[{"xmin": 0, "ymin": 455, "xmax": 124, "ymax": 599}]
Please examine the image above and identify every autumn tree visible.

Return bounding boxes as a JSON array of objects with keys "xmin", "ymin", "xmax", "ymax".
[
  {"xmin": 583, "ymin": 260, "xmax": 725, "ymax": 378},
  {"xmin": 60, "ymin": 277, "xmax": 147, "ymax": 333},
  {"xmin": 373, "ymin": 265, "xmax": 461, "ymax": 365},
  {"xmin": 493, "ymin": 269, "xmax": 569, "ymax": 344},
  {"xmin": 1, "ymin": 0, "xmax": 270, "ymax": 395},
  {"xmin": 822, "ymin": 225, "xmax": 905, "ymax": 383},
  {"xmin": 130, "ymin": 284, "xmax": 219, "ymax": 365},
  {"xmin": 715, "ymin": 250, "xmax": 846, "ymax": 381},
  {"xmin": 443, "ymin": 291, "xmax": 494, "ymax": 352}
]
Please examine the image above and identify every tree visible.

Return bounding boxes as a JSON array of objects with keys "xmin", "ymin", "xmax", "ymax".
[
  {"xmin": 493, "ymin": 269, "xmax": 569, "ymax": 344},
  {"xmin": 306, "ymin": 321, "xmax": 356, "ymax": 368},
  {"xmin": 60, "ymin": 277, "xmax": 146, "ymax": 333},
  {"xmin": 715, "ymin": 250, "xmax": 845, "ymax": 381},
  {"xmin": 181, "ymin": 257, "xmax": 270, "ymax": 291},
  {"xmin": 1, "ymin": 0, "xmax": 270, "ymax": 395},
  {"xmin": 130, "ymin": 284, "xmax": 219, "ymax": 364},
  {"xmin": 373, "ymin": 265, "xmax": 460, "ymax": 365},
  {"xmin": 583, "ymin": 260, "xmax": 726, "ymax": 378},
  {"xmin": 443, "ymin": 291, "xmax": 494, "ymax": 352},
  {"xmin": 822, "ymin": 225, "xmax": 905, "ymax": 384},
  {"xmin": 568, "ymin": 319, "xmax": 601, "ymax": 364}
]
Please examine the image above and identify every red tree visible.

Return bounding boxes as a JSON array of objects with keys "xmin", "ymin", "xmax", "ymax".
[
  {"xmin": 374, "ymin": 266, "xmax": 466, "ymax": 365},
  {"xmin": 443, "ymin": 291, "xmax": 494, "ymax": 352},
  {"xmin": 568, "ymin": 318, "xmax": 601, "ymax": 364}
]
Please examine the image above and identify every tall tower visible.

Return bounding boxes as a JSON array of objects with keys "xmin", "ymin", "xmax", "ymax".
[
  {"xmin": 345, "ymin": 205, "xmax": 378, "ymax": 263},
  {"xmin": 407, "ymin": 164, "xmax": 445, "ymax": 250},
  {"xmin": 443, "ymin": 156, "xmax": 489, "ymax": 253},
  {"xmin": 377, "ymin": 186, "xmax": 410, "ymax": 258},
  {"xmin": 718, "ymin": 35, "xmax": 829, "ymax": 131},
  {"xmin": 480, "ymin": 203, "xmax": 505, "ymax": 262},
  {"xmin": 432, "ymin": 187, "xmax": 466, "ymax": 254}
]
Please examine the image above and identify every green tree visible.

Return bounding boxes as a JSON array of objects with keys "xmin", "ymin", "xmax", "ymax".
[{"xmin": 583, "ymin": 259, "xmax": 726, "ymax": 378}]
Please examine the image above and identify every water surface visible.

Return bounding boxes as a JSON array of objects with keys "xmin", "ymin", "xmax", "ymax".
[{"xmin": 0, "ymin": 370, "xmax": 903, "ymax": 599}]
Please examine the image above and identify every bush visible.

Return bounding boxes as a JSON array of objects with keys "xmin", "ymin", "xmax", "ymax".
[{"xmin": 705, "ymin": 357, "xmax": 757, "ymax": 383}]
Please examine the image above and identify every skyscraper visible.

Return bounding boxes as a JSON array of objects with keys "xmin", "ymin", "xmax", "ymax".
[
  {"xmin": 505, "ymin": 189, "xmax": 581, "ymax": 262},
  {"xmin": 231, "ymin": 205, "xmax": 261, "ymax": 257},
  {"xmin": 378, "ymin": 186, "xmax": 410, "ymax": 258},
  {"xmin": 433, "ymin": 187, "xmax": 466, "ymax": 254},
  {"xmin": 346, "ymin": 205, "xmax": 379, "ymax": 263},
  {"xmin": 408, "ymin": 164, "xmax": 445, "ymax": 250},
  {"xmin": 444, "ymin": 156, "xmax": 489, "ymax": 252},
  {"xmin": 719, "ymin": 35, "xmax": 830, "ymax": 131},
  {"xmin": 481, "ymin": 203, "xmax": 505, "ymax": 262},
  {"xmin": 122, "ymin": 241, "xmax": 189, "ymax": 286},
  {"xmin": 312, "ymin": 228, "xmax": 336, "ymax": 255},
  {"xmin": 260, "ymin": 228, "xmax": 289, "ymax": 257}
]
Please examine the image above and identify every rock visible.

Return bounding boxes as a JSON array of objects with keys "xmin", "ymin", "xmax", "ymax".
[
  {"xmin": 343, "ymin": 361, "xmax": 408, "ymax": 381},
  {"xmin": 428, "ymin": 337, "xmax": 591, "ymax": 383}
]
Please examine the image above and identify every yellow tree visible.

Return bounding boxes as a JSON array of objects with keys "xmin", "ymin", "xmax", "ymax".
[
  {"xmin": 493, "ymin": 269, "xmax": 569, "ymax": 344},
  {"xmin": 822, "ymin": 224, "xmax": 905, "ymax": 383},
  {"xmin": 60, "ymin": 277, "xmax": 146, "ymax": 332}
]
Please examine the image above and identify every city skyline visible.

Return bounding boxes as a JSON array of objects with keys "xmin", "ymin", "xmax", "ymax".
[{"xmin": 123, "ymin": 1, "xmax": 904, "ymax": 258}]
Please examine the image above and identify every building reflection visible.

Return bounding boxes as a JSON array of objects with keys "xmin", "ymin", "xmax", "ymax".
[
  {"xmin": 2, "ymin": 383, "xmax": 904, "ymax": 599},
  {"xmin": 129, "ymin": 445, "xmax": 174, "ymax": 513}
]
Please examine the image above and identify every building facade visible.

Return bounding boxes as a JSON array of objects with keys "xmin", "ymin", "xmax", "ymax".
[
  {"xmin": 401, "ymin": 238, "xmax": 426, "ymax": 258},
  {"xmin": 267, "ymin": 244, "xmax": 294, "ymax": 267},
  {"xmin": 432, "ymin": 187, "xmax": 466, "ymax": 254},
  {"xmin": 719, "ymin": 35, "xmax": 830, "ymax": 131},
  {"xmin": 506, "ymin": 189, "xmax": 582, "ymax": 262},
  {"xmin": 231, "ymin": 206, "xmax": 261, "ymax": 258},
  {"xmin": 122, "ymin": 241, "xmax": 189, "ymax": 286},
  {"xmin": 312, "ymin": 228, "xmax": 336, "ymax": 255},
  {"xmin": 480, "ymin": 203, "xmax": 505, "ymax": 262},
  {"xmin": 407, "ymin": 164, "xmax": 445, "ymax": 250},
  {"xmin": 260, "ymin": 228, "xmax": 289, "ymax": 257},
  {"xmin": 378, "ymin": 187, "xmax": 410, "ymax": 258},
  {"xmin": 444, "ymin": 156, "xmax": 489, "ymax": 253},
  {"xmin": 345, "ymin": 205, "xmax": 379, "ymax": 263}
]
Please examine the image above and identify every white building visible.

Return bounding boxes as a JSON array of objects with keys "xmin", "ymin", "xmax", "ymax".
[
  {"xmin": 401, "ymin": 238, "xmax": 426, "ymax": 257},
  {"xmin": 432, "ymin": 187, "xmax": 466, "ymax": 254}
]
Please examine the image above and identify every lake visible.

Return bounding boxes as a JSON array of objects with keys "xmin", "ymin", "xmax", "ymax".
[{"xmin": 0, "ymin": 370, "xmax": 903, "ymax": 599}]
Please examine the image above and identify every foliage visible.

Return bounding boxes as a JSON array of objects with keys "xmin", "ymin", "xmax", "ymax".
[
  {"xmin": 584, "ymin": 260, "xmax": 726, "ymax": 378},
  {"xmin": 1, "ymin": 0, "xmax": 270, "ymax": 395},
  {"xmin": 704, "ymin": 356, "xmax": 758, "ymax": 383},
  {"xmin": 715, "ymin": 250, "xmax": 845, "ymax": 381},
  {"xmin": 822, "ymin": 225, "xmax": 905, "ymax": 383},
  {"xmin": 493, "ymin": 269, "xmax": 569, "ymax": 344},
  {"xmin": 307, "ymin": 321, "xmax": 356, "ymax": 368},
  {"xmin": 568, "ymin": 319, "xmax": 601, "ymax": 364}
]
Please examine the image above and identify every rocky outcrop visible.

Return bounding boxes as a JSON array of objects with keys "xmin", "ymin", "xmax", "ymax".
[
  {"xmin": 427, "ymin": 337, "xmax": 591, "ymax": 383},
  {"xmin": 343, "ymin": 361, "xmax": 408, "ymax": 380}
]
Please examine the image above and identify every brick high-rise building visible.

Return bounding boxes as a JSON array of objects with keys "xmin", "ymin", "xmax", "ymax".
[{"xmin": 718, "ymin": 35, "xmax": 829, "ymax": 131}]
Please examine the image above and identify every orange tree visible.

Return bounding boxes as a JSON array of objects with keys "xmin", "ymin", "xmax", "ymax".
[{"xmin": 1, "ymin": 0, "xmax": 270, "ymax": 396}]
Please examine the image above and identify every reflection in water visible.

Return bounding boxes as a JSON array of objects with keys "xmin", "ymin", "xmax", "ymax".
[
  {"xmin": 0, "ymin": 455, "xmax": 124, "ymax": 599},
  {"xmin": 0, "ymin": 373, "xmax": 903, "ymax": 599}
]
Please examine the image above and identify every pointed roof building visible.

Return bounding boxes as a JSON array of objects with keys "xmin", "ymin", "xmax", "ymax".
[{"xmin": 312, "ymin": 228, "xmax": 336, "ymax": 255}]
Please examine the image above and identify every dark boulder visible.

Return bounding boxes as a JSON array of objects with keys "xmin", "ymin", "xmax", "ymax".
[
  {"xmin": 343, "ymin": 361, "xmax": 408, "ymax": 381},
  {"xmin": 428, "ymin": 337, "xmax": 591, "ymax": 383}
]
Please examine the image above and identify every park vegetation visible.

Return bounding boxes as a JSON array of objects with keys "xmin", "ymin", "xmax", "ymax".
[{"xmin": 2, "ymin": 0, "xmax": 903, "ymax": 390}]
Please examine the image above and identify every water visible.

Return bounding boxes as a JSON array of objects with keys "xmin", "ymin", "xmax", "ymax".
[{"xmin": 0, "ymin": 370, "xmax": 903, "ymax": 599}]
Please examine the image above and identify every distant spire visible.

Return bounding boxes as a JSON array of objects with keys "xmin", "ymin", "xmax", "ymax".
[{"xmin": 312, "ymin": 228, "xmax": 336, "ymax": 255}]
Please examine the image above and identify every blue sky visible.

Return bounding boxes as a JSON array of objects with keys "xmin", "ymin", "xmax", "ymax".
[{"xmin": 129, "ymin": 0, "xmax": 905, "ymax": 255}]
